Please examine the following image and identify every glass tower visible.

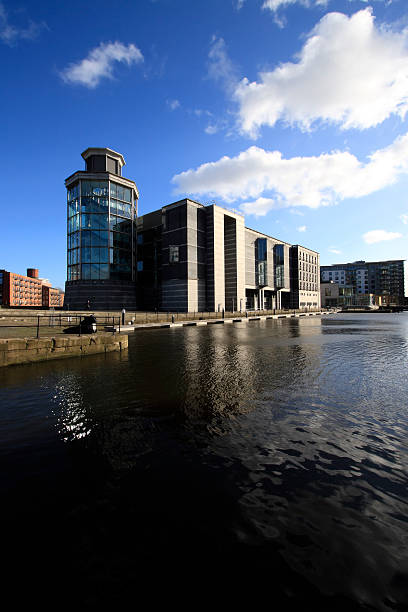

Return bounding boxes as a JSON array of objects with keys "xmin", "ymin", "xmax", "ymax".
[{"xmin": 66, "ymin": 148, "xmax": 138, "ymax": 284}]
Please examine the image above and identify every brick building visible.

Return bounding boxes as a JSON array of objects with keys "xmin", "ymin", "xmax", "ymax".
[{"xmin": 0, "ymin": 268, "xmax": 64, "ymax": 308}]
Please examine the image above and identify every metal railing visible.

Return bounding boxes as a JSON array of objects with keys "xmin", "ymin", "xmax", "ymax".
[{"xmin": 0, "ymin": 314, "xmax": 121, "ymax": 338}]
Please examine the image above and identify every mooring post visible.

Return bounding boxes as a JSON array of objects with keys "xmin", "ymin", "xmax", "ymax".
[{"xmin": 37, "ymin": 316, "xmax": 40, "ymax": 339}]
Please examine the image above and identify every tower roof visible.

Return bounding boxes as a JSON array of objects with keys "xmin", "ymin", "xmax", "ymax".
[{"xmin": 81, "ymin": 147, "xmax": 126, "ymax": 168}]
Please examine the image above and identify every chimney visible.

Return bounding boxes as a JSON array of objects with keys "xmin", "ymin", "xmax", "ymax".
[{"xmin": 27, "ymin": 268, "xmax": 39, "ymax": 279}]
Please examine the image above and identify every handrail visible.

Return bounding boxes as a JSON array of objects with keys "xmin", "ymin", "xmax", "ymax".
[{"xmin": 0, "ymin": 314, "xmax": 121, "ymax": 338}]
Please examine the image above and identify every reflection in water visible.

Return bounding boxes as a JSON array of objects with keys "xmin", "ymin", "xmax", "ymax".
[{"xmin": 1, "ymin": 313, "xmax": 408, "ymax": 609}]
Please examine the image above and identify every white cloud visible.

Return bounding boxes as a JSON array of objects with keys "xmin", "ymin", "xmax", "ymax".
[
  {"xmin": 205, "ymin": 124, "xmax": 219, "ymax": 135},
  {"xmin": 328, "ymin": 247, "xmax": 342, "ymax": 254},
  {"xmin": 167, "ymin": 99, "xmax": 180, "ymax": 111},
  {"xmin": 207, "ymin": 36, "xmax": 237, "ymax": 93},
  {"xmin": 297, "ymin": 225, "xmax": 307, "ymax": 232},
  {"xmin": 172, "ymin": 130, "xmax": 408, "ymax": 213},
  {"xmin": 0, "ymin": 2, "xmax": 46, "ymax": 46},
  {"xmin": 61, "ymin": 42, "xmax": 143, "ymax": 88},
  {"xmin": 240, "ymin": 197, "xmax": 278, "ymax": 216},
  {"xmin": 234, "ymin": 9, "xmax": 408, "ymax": 136},
  {"xmin": 363, "ymin": 230, "xmax": 403, "ymax": 244},
  {"xmin": 262, "ymin": 0, "xmax": 328, "ymax": 11},
  {"xmin": 400, "ymin": 213, "xmax": 408, "ymax": 225}
]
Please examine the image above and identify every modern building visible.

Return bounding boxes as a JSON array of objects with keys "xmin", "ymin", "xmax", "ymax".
[
  {"xmin": 65, "ymin": 149, "xmax": 320, "ymax": 311},
  {"xmin": 0, "ymin": 268, "xmax": 64, "ymax": 308},
  {"xmin": 65, "ymin": 147, "xmax": 139, "ymax": 310},
  {"xmin": 290, "ymin": 245, "xmax": 320, "ymax": 310},
  {"xmin": 320, "ymin": 260, "xmax": 405, "ymax": 305}
]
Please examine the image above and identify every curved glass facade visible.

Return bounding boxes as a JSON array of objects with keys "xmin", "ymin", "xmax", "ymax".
[{"xmin": 67, "ymin": 179, "xmax": 135, "ymax": 282}]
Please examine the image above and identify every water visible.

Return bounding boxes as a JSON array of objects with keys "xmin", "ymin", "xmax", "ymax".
[{"xmin": 1, "ymin": 313, "xmax": 408, "ymax": 609}]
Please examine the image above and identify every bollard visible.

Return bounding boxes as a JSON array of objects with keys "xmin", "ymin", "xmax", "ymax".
[
  {"xmin": 79, "ymin": 316, "xmax": 82, "ymax": 337},
  {"xmin": 172, "ymin": 314, "xmax": 175, "ymax": 324},
  {"xmin": 37, "ymin": 316, "xmax": 40, "ymax": 339}
]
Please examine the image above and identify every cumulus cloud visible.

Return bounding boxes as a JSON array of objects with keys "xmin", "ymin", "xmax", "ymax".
[
  {"xmin": 0, "ymin": 2, "xmax": 46, "ymax": 46},
  {"xmin": 363, "ymin": 230, "xmax": 403, "ymax": 244},
  {"xmin": 60, "ymin": 41, "xmax": 143, "ymax": 88},
  {"xmin": 328, "ymin": 247, "xmax": 342, "ymax": 254},
  {"xmin": 234, "ymin": 9, "xmax": 408, "ymax": 136},
  {"xmin": 172, "ymin": 130, "xmax": 408, "ymax": 214},
  {"xmin": 297, "ymin": 225, "xmax": 307, "ymax": 232},
  {"xmin": 400, "ymin": 213, "xmax": 408, "ymax": 225}
]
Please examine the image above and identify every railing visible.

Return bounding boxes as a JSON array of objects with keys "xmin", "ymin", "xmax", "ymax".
[
  {"xmin": 0, "ymin": 307, "xmax": 324, "ymax": 338},
  {"xmin": 0, "ymin": 314, "xmax": 121, "ymax": 339}
]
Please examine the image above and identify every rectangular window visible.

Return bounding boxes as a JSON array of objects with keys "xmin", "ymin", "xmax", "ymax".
[
  {"xmin": 274, "ymin": 244, "xmax": 284, "ymax": 288},
  {"xmin": 169, "ymin": 245, "xmax": 179, "ymax": 263},
  {"xmin": 137, "ymin": 261, "xmax": 143, "ymax": 272}
]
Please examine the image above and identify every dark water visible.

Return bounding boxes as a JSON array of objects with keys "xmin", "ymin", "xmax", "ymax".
[{"xmin": 1, "ymin": 313, "xmax": 408, "ymax": 609}]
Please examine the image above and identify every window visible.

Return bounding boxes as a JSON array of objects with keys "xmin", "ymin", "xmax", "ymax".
[
  {"xmin": 137, "ymin": 261, "xmax": 143, "ymax": 272},
  {"xmin": 137, "ymin": 234, "xmax": 143, "ymax": 245},
  {"xmin": 274, "ymin": 244, "xmax": 284, "ymax": 288},
  {"xmin": 169, "ymin": 245, "xmax": 179, "ymax": 263}
]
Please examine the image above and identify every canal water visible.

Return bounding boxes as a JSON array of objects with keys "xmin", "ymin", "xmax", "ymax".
[{"xmin": 1, "ymin": 313, "xmax": 408, "ymax": 609}]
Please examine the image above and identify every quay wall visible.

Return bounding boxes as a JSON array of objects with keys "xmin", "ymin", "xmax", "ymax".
[{"xmin": 0, "ymin": 334, "xmax": 128, "ymax": 367}]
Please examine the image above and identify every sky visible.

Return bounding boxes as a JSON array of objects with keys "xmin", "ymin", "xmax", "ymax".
[{"xmin": 1, "ymin": 0, "xmax": 408, "ymax": 291}]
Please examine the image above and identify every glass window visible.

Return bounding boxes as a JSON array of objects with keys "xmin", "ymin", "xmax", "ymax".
[
  {"xmin": 91, "ymin": 247, "xmax": 100, "ymax": 262},
  {"xmin": 90, "ymin": 263, "xmax": 100, "ymax": 279},
  {"xmin": 169, "ymin": 245, "xmax": 179, "ymax": 263},
  {"xmin": 69, "ymin": 214, "xmax": 80, "ymax": 233},
  {"xmin": 81, "ymin": 180, "xmax": 108, "ymax": 197},
  {"xmin": 81, "ymin": 231, "xmax": 91, "ymax": 247},
  {"xmin": 82, "ymin": 264, "xmax": 91, "ymax": 280},
  {"xmin": 137, "ymin": 261, "xmax": 143, "ymax": 271},
  {"xmin": 99, "ymin": 247, "xmax": 109, "ymax": 263},
  {"xmin": 137, "ymin": 234, "xmax": 143, "ymax": 245},
  {"xmin": 110, "ymin": 182, "xmax": 117, "ymax": 198},
  {"xmin": 67, "ymin": 183, "xmax": 79, "ymax": 201},
  {"xmin": 256, "ymin": 238, "xmax": 267, "ymax": 262},
  {"xmin": 112, "ymin": 233, "xmax": 131, "ymax": 249},
  {"xmin": 274, "ymin": 244, "xmax": 285, "ymax": 289},
  {"xmin": 122, "ymin": 187, "xmax": 131, "ymax": 203},
  {"xmin": 81, "ymin": 213, "xmax": 108, "ymax": 230},
  {"xmin": 91, "ymin": 231, "xmax": 109, "ymax": 247},
  {"xmin": 81, "ymin": 196, "xmax": 108, "ymax": 214},
  {"xmin": 112, "ymin": 217, "xmax": 132, "ymax": 233},
  {"xmin": 116, "ymin": 185, "xmax": 125, "ymax": 201},
  {"xmin": 68, "ymin": 199, "xmax": 79, "ymax": 216},
  {"xmin": 82, "ymin": 247, "xmax": 91, "ymax": 263},
  {"xmin": 71, "ymin": 232, "xmax": 80, "ymax": 248},
  {"xmin": 99, "ymin": 264, "xmax": 109, "ymax": 280}
]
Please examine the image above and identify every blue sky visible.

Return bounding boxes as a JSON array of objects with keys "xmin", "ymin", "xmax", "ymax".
[{"xmin": 1, "ymin": 0, "xmax": 407, "ymax": 290}]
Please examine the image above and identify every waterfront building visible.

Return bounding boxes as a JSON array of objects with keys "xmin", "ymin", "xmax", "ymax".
[
  {"xmin": 289, "ymin": 245, "xmax": 320, "ymax": 310},
  {"xmin": 65, "ymin": 149, "xmax": 320, "ymax": 311},
  {"xmin": 320, "ymin": 260, "xmax": 405, "ymax": 304},
  {"xmin": 64, "ymin": 147, "xmax": 139, "ymax": 310},
  {"xmin": 0, "ymin": 268, "xmax": 64, "ymax": 308}
]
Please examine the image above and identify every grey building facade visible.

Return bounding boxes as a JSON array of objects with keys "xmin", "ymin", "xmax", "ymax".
[
  {"xmin": 64, "ymin": 149, "xmax": 320, "ymax": 311},
  {"xmin": 320, "ymin": 260, "xmax": 405, "ymax": 304}
]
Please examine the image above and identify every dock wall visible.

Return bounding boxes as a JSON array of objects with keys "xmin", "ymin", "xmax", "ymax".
[{"xmin": 0, "ymin": 334, "xmax": 128, "ymax": 367}]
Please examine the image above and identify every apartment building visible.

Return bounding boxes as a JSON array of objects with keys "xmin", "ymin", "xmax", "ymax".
[
  {"xmin": 0, "ymin": 268, "xmax": 64, "ymax": 308},
  {"xmin": 321, "ymin": 260, "xmax": 405, "ymax": 304}
]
